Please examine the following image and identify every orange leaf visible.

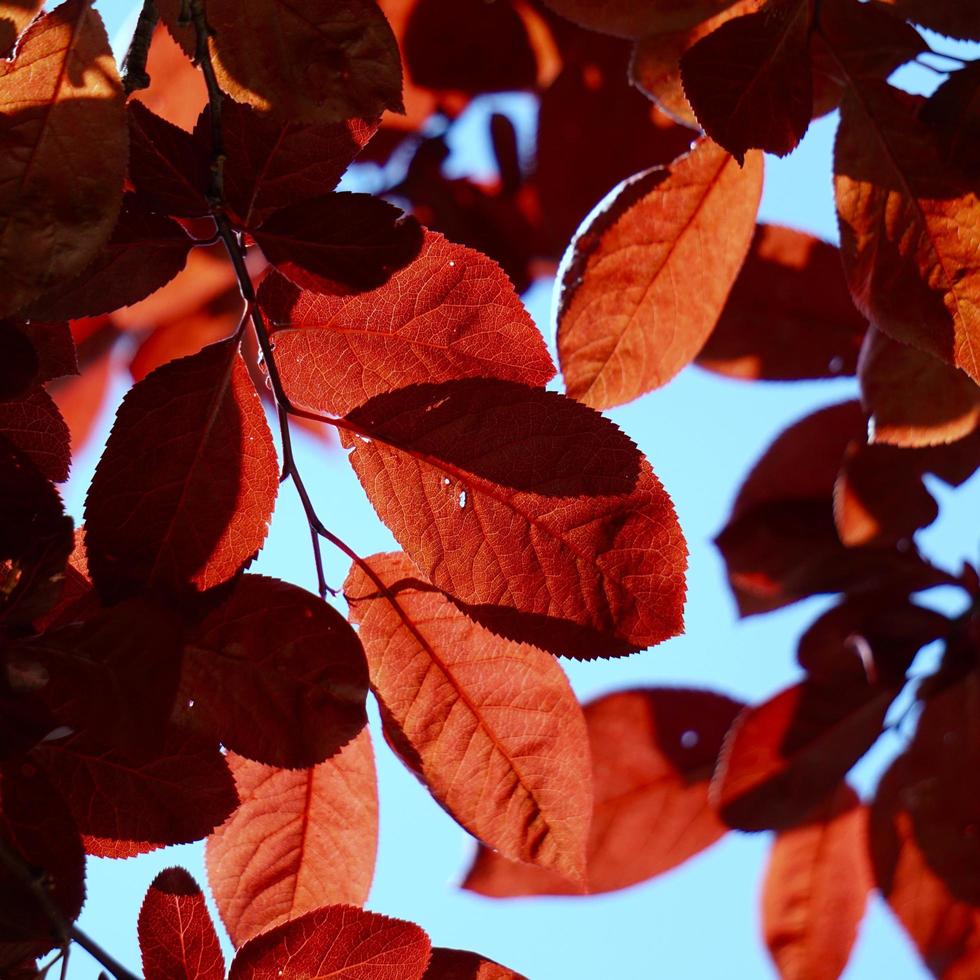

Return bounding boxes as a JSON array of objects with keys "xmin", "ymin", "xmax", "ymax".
[
  {"xmin": 680, "ymin": 0, "xmax": 814, "ymax": 161},
  {"xmin": 859, "ymin": 327, "xmax": 980, "ymax": 448},
  {"xmin": 697, "ymin": 224, "xmax": 867, "ymax": 381},
  {"xmin": 464, "ymin": 687, "xmax": 743, "ymax": 897},
  {"xmin": 0, "ymin": 0, "xmax": 126, "ymax": 316},
  {"xmin": 157, "ymin": 0, "xmax": 403, "ymax": 124},
  {"xmin": 833, "ymin": 80, "xmax": 980, "ymax": 383},
  {"xmin": 265, "ymin": 230, "xmax": 555, "ymax": 417},
  {"xmin": 207, "ymin": 735, "xmax": 378, "ymax": 948},
  {"xmin": 346, "ymin": 552, "xmax": 592, "ymax": 882},
  {"xmin": 84, "ymin": 338, "xmax": 279, "ymax": 599},
  {"xmin": 132, "ymin": 24, "xmax": 207, "ymax": 131},
  {"xmin": 227, "ymin": 905, "xmax": 431, "ymax": 980},
  {"xmin": 341, "ymin": 380, "xmax": 686, "ymax": 658},
  {"xmin": 557, "ymin": 138, "xmax": 762, "ymax": 408},
  {"xmin": 138, "ymin": 868, "xmax": 225, "ymax": 980},
  {"xmin": 711, "ymin": 672, "xmax": 891, "ymax": 832},
  {"xmin": 762, "ymin": 785, "xmax": 871, "ymax": 980},
  {"xmin": 0, "ymin": 1, "xmax": 42, "ymax": 58}
]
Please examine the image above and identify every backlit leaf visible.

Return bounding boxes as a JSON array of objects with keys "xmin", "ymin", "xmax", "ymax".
[
  {"xmin": 697, "ymin": 224, "xmax": 867, "ymax": 381},
  {"xmin": 178, "ymin": 575, "xmax": 368, "ymax": 769},
  {"xmin": 227, "ymin": 905, "xmax": 431, "ymax": 980},
  {"xmin": 557, "ymin": 138, "xmax": 762, "ymax": 408},
  {"xmin": 158, "ymin": 0, "xmax": 403, "ymax": 124},
  {"xmin": 128, "ymin": 102, "xmax": 210, "ymax": 219},
  {"xmin": 0, "ymin": 764, "xmax": 84, "ymax": 944},
  {"xmin": 872, "ymin": 755, "xmax": 980, "ymax": 979},
  {"xmin": 877, "ymin": 0, "xmax": 980, "ymax": 40},
  {"xmin": 423, "ymin": 948, "xmax": 527, "ymax": 980},
  {"xmin": 37, "ymin": 723, "xmax": 239, "ymax": 857},
  {"xmin": 207, "ymin": 735, "xmax": 378, "ymax": 948},
  {"xmin": 834, "ymin": 80, "xmax": 980, "ymax": 383},
  {"xmin": 209, "ymin": 99, "xmax": 377, "ymax": 230},
  {"xmin": 84, "ymin": 338, "xmax": 279, "ymax": 600},
  {"xmin": 345, "ymin": 552, "xmax": 592, "ymax": 882},
  {"xmin": 536, "ymin": 34, "xmax": 694, "ymax": 254},
  {"xmin": 762, "ymin": 785, "xmax": 871, "ymax": 980},
  {"xmin": 138, "ymin": 867, "xmax": 225, "ymax": 980},
  {"xmin": 680, "ymin": 0, "xmax": 813, "ymax": 161},
  {"xmin": 835, "ymin": 429, "xmax": 980, "ymax": 547},
  {"xmin": 341, "ymin": 380, "xmax": 686, "ymax": 658},
  {"xmin": 132, "ymin": 24, "xmax": 207, "ymax": 131},
  {"xmin": 25, "ymin": 193, "xmax": 194, "ymax": 321},
  {"xmin": 0, "ymin": 0, "xmax": 42, "ymax": 58},
  {"xmin": 0, "ymin": 0, "xmax": 126, "ymax": 316},
  {"xmin": 539, "ymin": 0, "xmax": 737, "ymax": 39},
  {"xmin": 859, "ymin": 328, "xmax": 980, "ymax": 447},
  {"xmin": 629, "ymin": 0, "xmax": 764, "ymax": 129},
  {"xmin": 0, "ymin": 387, "xmax": 69, "ymax": 482},
  {"xmin": 463, "ymin": 687, "xmax": 743, "ymax": 897},
  {"xmin": 264, "ymin": 230, "xmax": 555, "ymax": 417},
  {"xmin": 254, "ymin": 194, "xmax": 423, "ymax": 294}
]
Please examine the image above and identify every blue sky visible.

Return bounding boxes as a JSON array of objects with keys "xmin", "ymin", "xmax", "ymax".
[{"xmin": 52, "ymin": 4, "xmax": 979, "ymax": 978}]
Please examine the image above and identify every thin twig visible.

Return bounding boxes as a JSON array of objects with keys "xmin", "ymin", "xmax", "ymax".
[
  {"xmin": 120, "ymin": 0, "xmax": 158, "ymax": 94},
  {"xmin": 0, "ymin": 841, "xmax": 140, "ymax": 980}
]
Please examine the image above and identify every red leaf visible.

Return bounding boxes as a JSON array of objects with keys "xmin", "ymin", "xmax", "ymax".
[
  {"xmin": 254, "ymin": 194, "xmax": 423, "ymax": 294},
  {"xmin": 762, "ymin": 784, "xmax": 871, "ymax": 980},
  {"xmin": 128, "ymin": 102, "xmax": 210, "ymax": 219},
  {"xmin": 538, "ymin": 0, "xmax": 733, "ymax": 39},
  {"xmin": 0, "ymin": 0, "xmax": 127, "ymax": 316},
  {"xmin": 629, "ymin": 0, "xmax": 765, "ymax": 129},
  {"xmin": 84, "ymin": 338, "xmax": 278, "ymax": 599},
  {"xmin": 921, "ymin": 63, "xmax": 980, "ymax": 185},
  {"xmin": 835, "ymin": 429, "xmax": 980, "ymax": 547},
  {"xmin": 0, "ymin": 387, "xmax": 70, "ymax": 482},
  {"xmin": 13, "ymin": 598, "xmax": 184, "ymax": 762},
  {"xmin": 877, "ymin": 0, "xmax": 980, "ymax": 40},
  {"xmin": 809, "ymin": 0, "xmax": 927, "ymax": 116},
  {"xmin": 207, "ymin": 735, "xmax": 378, "ymax": 948},
  {"xmin": 132, "ymin": 24, "xmax": 207, "ymax": 132},
  {"xmin": 680, "ymin": 0, "xmax": 814, "ymax": 161},
  {"xmin": 536, "ymin": 34, "xmax": 694, "ymax": 253},
  {"xmin": 557, "ymin": 138, "xmax": 763, "ymax": 407},
  {"xmin": 345, "ymin": 552, "xmax": 592, "ymax": 883},
  {"xmin": 13, "ymin": 321, "xmax": 77, "ymax": 383},
  {"xmin": 37, "ymin": 724, "xmax": 239, "ymax": 858},
  {"xmin": 713, "ymin": 670, "xmax": 892, "ymax": 832},
  {"xmin": 157, "ymin": 0, "xmax": 403, "ymax": 124},
  {"xmin": 859, "ymin": 327, "xmax": 980, "ymax": 448},
  {"xmin": 833, "ymin": 80, "xmax": 980, "ymax": 384},
  {"xmin": 227, "ymin": 905, "xmax": 431, "ymax": 980},
  {"xmin": 716, "ymin": 401, "xmax": 951, "ymax": 615},
  {"xmin": 264, "ymin": 230, "xmax": 555, "ymax": 417},
  {"xmin": 0, "ymin": 322, "xmax": 40, "ymax": 400},
  {"xmin": 404, "ymin": 0, "xmax": 540, "ymax": 94},
  {"xmin": 138, "ymin": 867, "xmax": 225, "ymax": 980},
  {"xmin": 178, "ymin": 575, "xmax": 368, "ymax": 769},
  {"xmin": 0, "ymin": 438, "xmax": 74, "ymax": 629},
  {"xmin": 0, "ymin": 764, "xmax": 84, "ymax": 944},
  {"xmin": 696, "ymin": 224, "xmax": 867, "ymax": 381},
  {"xmin": 24, "ymin": 193, "xmax": 194, "ymax": 321},
  {"xmin": 423, "ymin": 948, "xmax": 527, "ymax": 980},
  {"xmin": 463, "ymin": 687, "xmax": 743, "ymax": 897},
  {"xmin": 341, "ymin": 380, "xmax": 686, "ymax": 658},
  {"xmin": 0, "ymin": 0, "xmax": 41, "ymax": 57},
  {"xmin": 872, "ymin": 755, "xmax": 980, "ymax": 978},
  {"xmin": 209, "ymin": 99, "xmax": 377, "ymax": 230},
  {"xmin": 797, "ymin": 595, "xmax": 948, "ymax": 687}
]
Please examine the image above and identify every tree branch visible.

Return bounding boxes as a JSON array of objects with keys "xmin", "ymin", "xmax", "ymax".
[{"xmin": 120, "ymin": 1, "xmax": 159, "ymax": 94}]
